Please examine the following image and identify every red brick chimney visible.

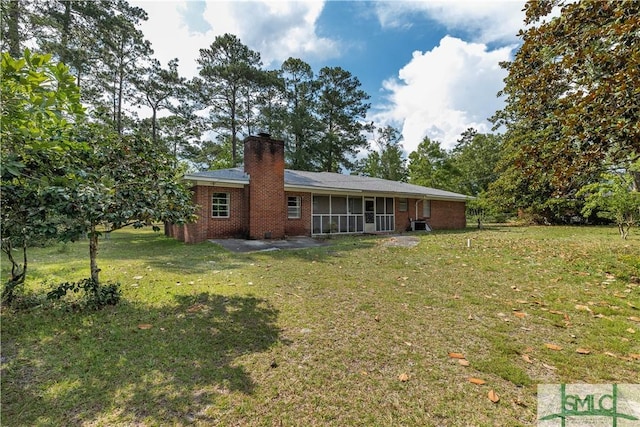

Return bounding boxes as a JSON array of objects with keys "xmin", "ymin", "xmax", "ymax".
[{"xmin": 244, "ymin": 133, "xmax": 286, "ymax": 239}]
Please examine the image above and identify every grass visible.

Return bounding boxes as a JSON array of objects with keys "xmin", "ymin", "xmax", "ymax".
[{"xmin": 1, "ymin": 225, "xmax": 639, "ymax": 426}]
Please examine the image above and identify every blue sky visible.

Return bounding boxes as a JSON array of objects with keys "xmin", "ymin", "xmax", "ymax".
[{"xmin": 134, "ymin": 1, "xmax": 527, "ymax": 153}]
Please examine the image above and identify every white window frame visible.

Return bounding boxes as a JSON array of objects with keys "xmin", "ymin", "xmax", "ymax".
[
  {"xmin": 423, "ymin": 200, "xmax": 431, "ymax": 218},
  {"xmin": 212, "ymin": 192, "xmax": 230, "ymax": 218},
  {"xmin": 288, "ymin": 196, "xmax": 301, "ymax": 219}
]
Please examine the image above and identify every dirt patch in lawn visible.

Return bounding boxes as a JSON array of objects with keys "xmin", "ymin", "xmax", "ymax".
[{"xmin": 381, "ymin": 235, "xmax": 420, "ymax": 248}]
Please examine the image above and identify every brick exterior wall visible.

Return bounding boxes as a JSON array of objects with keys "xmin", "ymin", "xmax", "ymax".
[
  {"xmin": 394, "ymin": 198, "xmax": 466, "ymax": 231},
  {"xmin": 284, "ymin": 191, "xmax": 312, "ymax": 236},
  {"xmin": 394, "ymin": 198, "xmax": 413, "ymax": 232},
  {"xmin": 166, "ymin": 185, "xmax": 247, "ymax": 243},
  {"xmin": 427, "ymin": 200, "xmax": 467, "ymax": 229},
  {"xmin": 244, "ymin": 135, "xmax": 286, "ymax": 239}
]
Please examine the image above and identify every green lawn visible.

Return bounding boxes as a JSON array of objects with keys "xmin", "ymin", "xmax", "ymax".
[{"xmin": 2, "ymin": 226, "xmax": 639, "ymax": 426}]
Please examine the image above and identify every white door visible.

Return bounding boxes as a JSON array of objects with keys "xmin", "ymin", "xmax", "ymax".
[{"xmin": 364, "ymin": 198, "xmax": 376, "ymax": 233}]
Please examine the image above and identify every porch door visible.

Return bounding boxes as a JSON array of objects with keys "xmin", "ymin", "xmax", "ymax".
[{"xmin": 364, "ymin": 197, "xmax": 376, "ymax": 233}]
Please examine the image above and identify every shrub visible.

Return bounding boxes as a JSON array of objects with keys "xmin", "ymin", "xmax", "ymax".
[{"xmin": 47, "ymin": 278, "xmax": 121, "ymax": 310}]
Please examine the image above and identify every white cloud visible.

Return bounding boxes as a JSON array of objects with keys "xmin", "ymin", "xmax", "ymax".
[
  {"xmin": 135, "ymin": 0, "xmax": 338, "ymax": 79},
  {"xmin": 373, "ymin": 36, "xmax": 514, "ymax": 152},
  {"xmin": 374, "ymin": 1, "xmax": 526, "ymax": 44},
  {"xmin": 203, "ymin": 1, "xmax": 338, "ymax": 67}
]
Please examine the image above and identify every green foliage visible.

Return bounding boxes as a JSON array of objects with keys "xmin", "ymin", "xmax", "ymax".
[
  {"xmin": 578, "ymin": 171, "xmax": 640, "ymax": 239},
  {"xmin": 134, "ymin": 58, "xmax": 184, "ymax": 144},
  {"xmin": 314, "ymin": 66, "xmax": 371, "ymax": 172},
  {"xmin": 1, "ymin": 49, "xmax": 86, "ymax": 292},
  {"xmin": 355, "ymin": 125, "xmax": 407, "ymax": 181},
  {"xmin": 58, "ymin": 125, "xmax": 198, "ymax": 283},
  {"xmin": 408, "ymin": 136, "xmax": 457, "ymax": 190},
  {"xmin": 46, "ymin": 278, "xmax": 121, "ymax": 310},
  {"xmin": 278, "ymin": 57, "xmax": 321, "ymax": 170},
  {"xmin": 195, "ymin": 33, "xmax": 263, "ymax": 166},
  {"xmin": 450, "ymin": 129, "xmax": 503, "ymax": 196},
  {"xmin": 491, "ymin": 0, "xmax": 640, "ymax": 219}
]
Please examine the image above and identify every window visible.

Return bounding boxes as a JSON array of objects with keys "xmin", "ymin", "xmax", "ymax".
[
  {"xmin": 423, "ymin": 200, "xmax": 431, "ymax": 218},
  {"xmin": 288, "ymin": 196, "xmax": 301, "ymax": 219},
  {"xmin": 398, "ymin": 198, "xmax": 408, "ymax": 212},
  {"xmin": 212, "ymin": 192, "xmax": 229, "ymax": 217}
]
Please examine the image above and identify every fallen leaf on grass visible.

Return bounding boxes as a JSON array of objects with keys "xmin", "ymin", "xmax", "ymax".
[
  {"xmin": 513, "ymin": 312, "xmax": 526, "ymax": 319},
  {"xmin": 448, "ymin": 352, "xmax": 465, "ymax": 359},
  {"xmin": 629, "ymin": 316, "xmax": 640, "ymax": 323},
  {"xmin": 604, "ymin": 351, "xmax": 617, "ymax": 358},
  {"xmin": 626, "ymin": 328, "xmax": 636, "ymax": 334},
  {"xmin": 458, "ymin": 359, "xmax": 470, "ymax": 367},
  {"xmin": 469, "ymin": 377, "xmax": 486, "ymax": 385},
  {"xmin": 542, "ymin": 363, "xmax": 557, "ymax": 370},
  {"xmin": 137, "ymin": 324, "xmax": 153, "ymax": 330},
  {"xmin": 187, "ymin": 303, "xmax": 208, "ymax": 313},
  {"xmin": 545, "ymin": 343, "xmax": 562, "ymax": 351},
  {"xmin": 399, "ymin": 373, "xmax": 409, "ymax": 382},
  {"xmin": 488, "ymin": 390, "xmax": 500, "ymax": 403},
  {"xmin": 575, "ymin": 304, "xmax": 592, "ymax": 312},
  {"xmin": 549, "ymin": 310, "xmax": 565, "ymax": 315},
  {"xmin": 629, "ymin": 354, "xmax": 640, "ymax": 360},
  {"xmin": 522, "ymin": 354, "xmax": 533, "ymax": 364},
  {"xmin": 576, "ymin": 348, "xmax": 591, "ymax": 355},
  {"xmin": 132, "ymin": 275, "xmax": 143, "ymax": 280}
]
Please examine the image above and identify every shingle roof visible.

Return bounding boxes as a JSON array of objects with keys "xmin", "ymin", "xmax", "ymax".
[{"xmin": 185, "ymin": 167, "xmax": 471, "ymax": 201}]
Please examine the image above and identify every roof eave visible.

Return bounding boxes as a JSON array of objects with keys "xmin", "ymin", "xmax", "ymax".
[
  {"xmin": 183, "ymin": 174, "xmax": 249, "ymax": 186},
  {"xmin": 284, "ymin": 183, "xmax": 470, "ymax": 201}
]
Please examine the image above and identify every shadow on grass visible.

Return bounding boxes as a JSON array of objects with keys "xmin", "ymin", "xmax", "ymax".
[
  {"xmin": 100, "ymin": 230, "xmax": 381, "ymax": 271},
  {"xmin": 1, "ymin": 293, "xmax": 286, "ymax": 425}
]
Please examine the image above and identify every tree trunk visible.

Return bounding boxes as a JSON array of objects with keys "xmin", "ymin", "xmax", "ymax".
[
  {"xmin": 6, "ymin": 0, "xmax": 20, "ymax": 58},
  {"xmin": 151, "ymin": 106, "xmax": 157, "ymax": 145},
  {"xmin": 231, "ymin": 103, "xmax": 238, "ymax": 166},
  {"xmin": 631, "ymin": 171, "xmax": 640, "ymax": 192},
  {"xmin": 60, "ymin": 0, "xmax": 71, "ymax": 64},
  {"xmin": 89, "ymin": 224, "xmax": 100, "ymax": 283},
  {"xmin": 1, "ymin": 238, "xmax": 27, "ymax": 303}
]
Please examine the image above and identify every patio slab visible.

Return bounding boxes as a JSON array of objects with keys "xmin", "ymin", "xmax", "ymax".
[{"xmin": 209, "ymin": 236, "xmax": 329, "ymax": 253}]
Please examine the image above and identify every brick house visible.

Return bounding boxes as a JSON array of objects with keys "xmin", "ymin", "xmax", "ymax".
[{"xmin": 166, "ymin": 134, "xmax": 471, "ymax": 243}]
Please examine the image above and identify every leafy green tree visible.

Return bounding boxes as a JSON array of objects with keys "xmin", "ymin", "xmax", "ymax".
[
  {"xmin": 450, "ymin": 128, "xmax": 502, "ymax": 196},
  {"xmin": 195, "ymin": 33, "xmax": 263, "ymax": 166},
  {"xmin": 254, "ymin": 69, "xmax": 285, "ymax": 138},
  {"xmin": 355, "ymin": 125, "xmax": 407, "ymax": 181},
  {"xmin": 0, "ymin": 0, "xmax": 27, "ymax": 57},
  {"xmin": 491, "ymin": 0, "xmax": 640, "ymax": 220},
  {"xmin": 97, "ymin": 7, "xmax": 152, "ymax": 134},
  {"xmin": 134, "ymin": 58, "xmax": 183, "ymax": 144},
  {"xmin": 408, "ymin": 136, "xmax": 457, "ymax": 190},
  {"xmin": 62, "ymin": 125, "xmax": 197, "ymax": 283},
  {"xmin": 278, "ymin": 57, "xmax": 320, "ymax": 170},
  {"xmin": 578, "ymin": 169, "xmax": 640, "ymax": 239},
  {"xmin": 315, "ymin": 66, "xmax": 371, "ymax": 172},
  {"xmin": 0, "ymin": 50, "xmax": 85, "ymax": 300}
]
